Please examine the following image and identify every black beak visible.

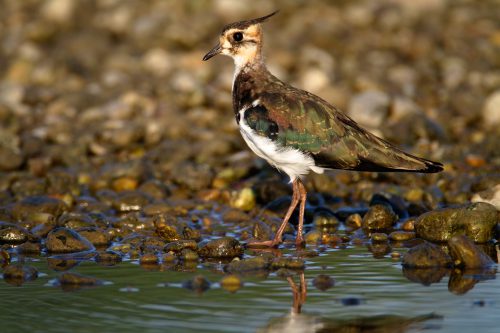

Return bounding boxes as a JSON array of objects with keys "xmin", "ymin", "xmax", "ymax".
[{"xmin": 203, "ymin": 43, "xmax": 222, "ymax": 61}]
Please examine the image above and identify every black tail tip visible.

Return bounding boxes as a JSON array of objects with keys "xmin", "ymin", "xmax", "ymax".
[{"xmin": 422, "ymin": 160, "xmax": 444, "ymax": 173}]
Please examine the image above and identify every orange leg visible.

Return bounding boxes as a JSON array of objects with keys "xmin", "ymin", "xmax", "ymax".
[
  {"xmin": 295, "ymin": 179, "xmax": 307, "ymax": 246},
  {"xmin": 248, "ymin": 178, "xmax": 303, "ymax": 248}
]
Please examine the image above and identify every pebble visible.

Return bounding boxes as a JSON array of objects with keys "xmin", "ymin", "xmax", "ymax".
[
  {"xmin": 198, "ymin": 237, "xmax": 244, "ymax": 258},
  {"xmin": 0, "ymin": 223, "xmax": 30, "ymax": 245},
  {"xmin": 389, "ymin": 231, "xmax": 415, "ymax": 242},
  {"xmin": 362, "ymin": 204, "xmax": 398, "ymax": 231},
  {"xmin": 220, "ymin": 275, "xmax": 243, "ymax": 293},
  {"xmin": 371, "ymin": 233, "xmax": 388, "ymax": 243},
  {"xmin": 45, "ymin": 227, "xmax": 95, "ymax": 253},
  {"xmin": 230, "ymin": 188, "xmax": 256, "ymax": 211}
]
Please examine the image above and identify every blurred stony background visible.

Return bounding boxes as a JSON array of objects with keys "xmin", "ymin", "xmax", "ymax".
[{"xmin": 0, "ymin": 0, "xmax": 499, "ymax": 248}]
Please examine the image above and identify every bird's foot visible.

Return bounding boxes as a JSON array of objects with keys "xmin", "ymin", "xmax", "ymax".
[
  {"xmin": 295, "ymin": 235, "xmax": 305, "ymax": 248},
  {"xmin": 246, "ymin": 237, "xmax": 282, "ymax": 248}
]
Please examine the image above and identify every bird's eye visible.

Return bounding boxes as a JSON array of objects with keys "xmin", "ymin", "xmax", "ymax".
[{"xmin": 233, "ymin": 32, "xmax": 243, "ymax": 42}]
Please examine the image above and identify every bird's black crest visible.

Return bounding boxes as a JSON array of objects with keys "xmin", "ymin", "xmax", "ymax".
[{"xmin": 222, "ymin": 11, "xmax": 279, "ymax": 32}]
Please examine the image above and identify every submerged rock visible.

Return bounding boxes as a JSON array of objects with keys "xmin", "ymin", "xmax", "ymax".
[
  {"xmin": 183, "ymin": 275, "xmax": 210, "ymax": 293},
  {"xmin": 57, "ymin": 272, "xmax": 103, "ymax": 290},
  {"xmin": 312, "ymin": 274, "xmax": 335, "ymax": 291},
  {"xmin": 2, "ymin": 265, "xmax": 38, "ymax": 286},
  {"xmin": 95, "ymin": 251, "xmax": 122, "ymax": 266},
  {"xmin": 220, "ymin": 274, "xmax": 243, "ymax": 293},
  {"xmin": 198, "ymin": 237, "xmax": 243, "ymax": 258},
  {"xmin": 448, "ymin": 235, "xmax": 495, "ymax": 268},
  {"xmin": 224, "ymin": 256, "xmax": 270, "ymax": 273},
  {"xmin": 414, "ymin": 202, "xmax": 498, "ymax": 243}
]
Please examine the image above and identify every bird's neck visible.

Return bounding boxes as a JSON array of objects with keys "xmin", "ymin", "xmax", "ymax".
[{"xmin": 233, "ymin": 47, "xmax": 265, "ymax": 74}]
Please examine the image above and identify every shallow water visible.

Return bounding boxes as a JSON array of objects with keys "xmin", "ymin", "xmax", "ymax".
[{"xmin": 1, "ymin": 247, "xmax": 498, "ymax": 333}]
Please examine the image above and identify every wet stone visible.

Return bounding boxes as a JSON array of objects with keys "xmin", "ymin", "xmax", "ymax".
[
  {"xmin": 271, "ymin": 258, "xmax": 305, "ymax": 270},
  {"xmin": 368, "ymin": 243, "xmax": 392, "ymax": 258},
  {"xmin": 16, "ymin": 241, "xmax": 42, "ymax": 254},
  {"xmin": 183, "ymin": 275, "xmax": 210, "ymax": 293},
  {"xmin": 45, "ymin": 227, "xmax": 95, "ymax": 253},
  {"xmin": 0, "ymin": 223, "xmax": 30, "ymax": 245},
  {"xmin": 371, "ymin": 233, "xmax": 388, "ymax": 243},
  {"xmin": 47, "ymin": 258, "xmax": 79, "ymax": 272},
  {"xmin": 2, "ymin": 265, "xmax": 38, "ymax": 286},
  {"xmin": 230, "ymin": 187, "xmax": 256, "ymax": 211},
  {"xmin": 345, "ymin": 213, "xmax": 362, "ymax": 230},
  {"xmin": 220, "ymin": 274, "xmax": 242, "ymax": 293},
  {"xmin": 155, "ymin": 224, "xmax": 181, "ymax": 243},
  {"xmin": 414, "ymin": 202, "xmax": 498, "ymax": 243},
  {"xmin": 252, "ymin": 221, "xmax": 272, "ymax": 241},
  {"xmin": 305, "ymin": 230, "xmax": 322, "ymax": 244},
  {"xmin": 57, "ymin": 272, "xmax": 102, "ymax": 287},
  {"xmin": 448, "ymin": 235, "xmax": 495, "ymax": 269},
  {"xmin": 362, "ymin": 204, "xmax": 398, "ymax": 231},
  {"xmin": 77, "ymin": 227, "xmax": 110, "ymax": 246},
  {"xmin": 11, "ymin": 196, "xmax": 68, "ymax": 221},
  {"xmin": 224, "ymin": 256, "xmax": 270, "ymax": 273},
  {"xmin": 402, "ymin": 242, "xmax": 452, "ymax": 268},
  {"xmin": 164, "ymin": 240, "xmax": 198, "ymax": 253},
  {"xmin": 198, "ymin": 237, "xmax": 243, "ymax": 258},
  {"xmin": 182, "ymin": 226, "xmax": 201, "ymax": 242},
  {"xmin": 179, "ymin": 248, "xmax": 199, "ymax": 261},
  {"xmin": 313, "ymin": 274, "xmax": 335, "ymax": 291},
  {"xmin": 313, "ymin": 208, "xmax": 340, "ymax": 229},
  {"xmin": 57, "ymin": 212, "xmax": 95, "ymax": 229},
  {"xmin": 402, "ymin": 266, "xmax": 447, "ymax": 286},
  {"xmin": 140, "ymin": 253, "xmax": 159, "ymax": 265},
  {"xmin": 112, "ymin": 191, "xmax": 152, "ymax": 212},
  {"xmin": 389, "ymin": 231, "xmax": 415, "ymax": 242},
  {"xmin": 95, "ymin": 251, "xmax": 122, "ymax": 266}
]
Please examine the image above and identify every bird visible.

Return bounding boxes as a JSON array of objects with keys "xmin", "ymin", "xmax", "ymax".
[{"xmin": 202, "ymin": 11, "xmax": 443, "ymax": 247}]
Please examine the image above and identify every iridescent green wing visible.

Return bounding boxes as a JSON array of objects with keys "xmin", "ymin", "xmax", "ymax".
[{"xmin": 251, "ymin": 90, "xmax": 441, "ymax": 172}]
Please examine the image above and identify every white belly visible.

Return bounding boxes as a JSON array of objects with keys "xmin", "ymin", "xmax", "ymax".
[{"xmin": 238, "ymin": 108, "xmax": 324, "ymax": 181}]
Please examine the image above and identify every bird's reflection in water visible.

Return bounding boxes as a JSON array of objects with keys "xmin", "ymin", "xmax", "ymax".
[
  {"xmin": 287, "ymin": 271, "xmax": 307, "ymax": 315},
  {"xmin": 260, "ymin": 271, "xmax": 442, "ymax": 333}
]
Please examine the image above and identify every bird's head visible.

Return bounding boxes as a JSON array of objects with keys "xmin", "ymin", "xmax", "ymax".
[{"xmin": 202, "ymin": 11, "xmax": 278, "ymax": 68}]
